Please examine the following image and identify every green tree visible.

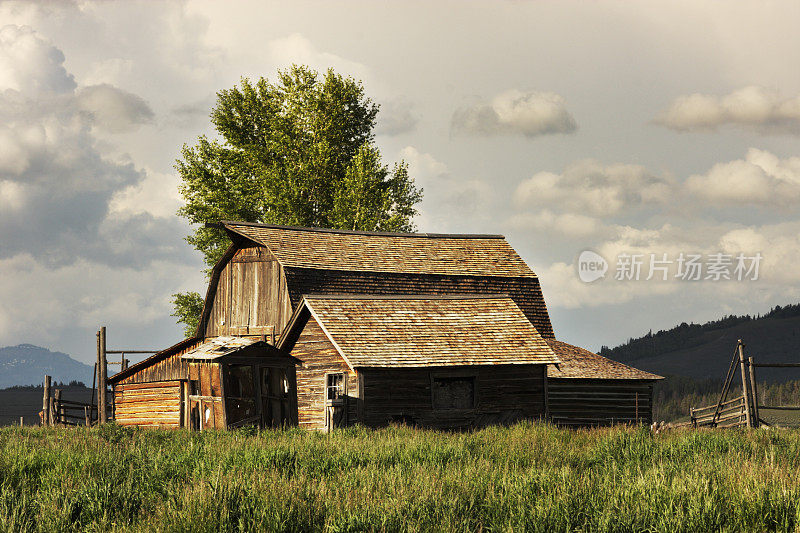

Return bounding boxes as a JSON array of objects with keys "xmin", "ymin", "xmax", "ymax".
[
  {"xmin": 171, "ymin": 292, "xmax": 205, "ymax": 338},
  {"xmin": 172, "ymin": 65, "xmax": 422, "ymax": 336}
]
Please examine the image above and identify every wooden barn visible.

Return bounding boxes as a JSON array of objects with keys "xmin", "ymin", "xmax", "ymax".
[
  {"xmin": 545, "ymin": 340, "xmax": 663, "ymax": 426},
  {"xmin": 108, "ymin": 221, "xmax": 659, "ymax": 429}
]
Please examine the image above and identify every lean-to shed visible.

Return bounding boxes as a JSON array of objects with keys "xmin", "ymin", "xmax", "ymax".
[
  {"xmin": 112, "ymin": 337, "xmax": 299, "ymax": 429},
  {"xmin": 545, "ymin": 340, "xmax": 663, "ymax": 426}
]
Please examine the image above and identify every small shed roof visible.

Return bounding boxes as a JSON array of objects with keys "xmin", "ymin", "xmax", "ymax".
[
  {"xmin": 181, "ymin": 336, "xmax": 262, "ymax": 360},
  {"xmin": 281, "ymin": 294, "xmax": 560, "ymax": 369},
  {"xmin": 219, "ymin": 221, "xmax": 536, "ymax": 279},
  {"xmin": 546, "ymin": 340, "xmax": 663, "ymax": 380}
]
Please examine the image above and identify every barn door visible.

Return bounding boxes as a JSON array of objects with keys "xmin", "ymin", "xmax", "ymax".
[
  {"xmin": 259, "ymin": 366, "xmax": 291, "ymax": 428},
  {"xmin": 324, "ymin": 372, "xmax": 347, "ymax": 432}
]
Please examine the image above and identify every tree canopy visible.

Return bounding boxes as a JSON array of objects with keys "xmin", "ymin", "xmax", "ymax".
[{"xmin": 172, "ymin": 65, "xmax": 422, "ymax": 335}]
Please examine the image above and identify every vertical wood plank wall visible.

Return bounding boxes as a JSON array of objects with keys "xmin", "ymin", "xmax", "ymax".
[
  {"xmin": 204, "ymin": 244, "xmax": 293, "ymax": 339},
  {"xmin": 548, "ymin": 379, "xmax": 654, "ymax": 427},
  {"xmin": 114, "ymin": 381, "xmax": 182, "ymax": 428},
  {"xmin": 359, "ymin": 365, "xmax": 546, "ymax": 430},
  {"xmin": 289, "ymin": 316, "xmax": 358, "ymax": 430}
]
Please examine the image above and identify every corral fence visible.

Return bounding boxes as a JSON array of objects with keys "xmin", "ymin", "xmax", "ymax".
[
  {"xmin": 690, "ymin": 339, "xmax": 800, "ymax": 429},
  {"xmin": 41, "ymin": 326, "xmax": 157, "ymax": 427}
]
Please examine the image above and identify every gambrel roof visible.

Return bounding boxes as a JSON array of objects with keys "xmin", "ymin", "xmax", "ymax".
[
  {"xmin": 546, "ymin": 340, "xmax": 663, "ymax": 380},
  {"xmin": 219, "ymin": 221, "xmax": 537, "ymax": 278},
  {"xmin": 279, "ymin": 294, "xmax": 560, "ymax": 369}
]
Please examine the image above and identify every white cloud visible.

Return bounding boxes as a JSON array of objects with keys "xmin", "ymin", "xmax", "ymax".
[
  {"xmin": 75, "ymin": 84, "xmax": 154, "ymax": 133},
  {"xmin": 400, "ymin": 146, "xmax": 493, "ymax": 231},
  {"xmin": 514, "ymin": 159, "xmax": 672, "ymax": 217},
  {"xmin": 0, "ymin": 24, "xmax": 75, "ymax": 94},
  {"xmin": 655, "ymin": 86, "xmax": 800, "ymax": 134},
  {"xmin": 0, "ymin": 25, "xmax": 188, "ymax": 268},
  {"xmin": 376, "ymin": 96, "xmax": 418, "ymax": 136},
  {"xmin": 506, "ymin": 210, "xmax": 604, "ymax": 239},
  {"xmin": 109, "ymin": 169, "xmax": 182, "ymax": 219},
  {"xmin": 685, "ymin": 148, "xmax": 800, "ymax": 205},
  {"xmin": 452, "ymin": 89, "xmax": 577, "ymax": 137},
  {"xmin": 266, "ymin": 33, "xmax": 369, "ymax": 80}
]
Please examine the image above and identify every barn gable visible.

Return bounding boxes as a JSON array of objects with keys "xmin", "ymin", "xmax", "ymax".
[{"xmin": 197, "ymin": 221, "xmax": 556, "ymax": 339}]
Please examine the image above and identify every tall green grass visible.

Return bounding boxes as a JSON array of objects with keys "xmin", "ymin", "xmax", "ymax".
[{"xmin": 1, "ymin": 423, "xmax": 799, "ymax": 532}]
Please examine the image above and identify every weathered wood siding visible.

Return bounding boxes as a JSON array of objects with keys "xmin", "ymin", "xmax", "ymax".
[
  {"xmin": 288, "ymin": 315, "xmax": 358, "ymax": 430},
  {"xmin": 359, "ymin": 365, "xmax": 546, "ymax": 430},
  {"xmin": 284, "ymin": 267, "xmax": 555, "ymax": 338},
  {"xmin": 114, "ymin": 381, "xmax": 182, "ymax": 428},
  {"xmin": 548, "ymin": 379, "xmax": 654, "ymax": 427},
  {"xmin": 116, "ymin": 338, "xmax": 202, "ymax": 385},
  {"xmin": 204, "ymin": 244, "xmax": 293, "ymax": 338}
]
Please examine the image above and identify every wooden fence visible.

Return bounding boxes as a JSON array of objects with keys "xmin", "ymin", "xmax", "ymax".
[
  {"xmin": 690, "ymin": 340, "xmax": 800, "ymax": 429},
  {"xmin": 40, "ymin": 326, "xmax": 157, "ymax": 427}
]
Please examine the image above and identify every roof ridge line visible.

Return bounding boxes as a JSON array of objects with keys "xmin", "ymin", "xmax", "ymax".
[
  {"xmin": 302, "ymin": 293, "xmax": 512, "ymax": 301},
  {"xmin": 215, "ymin": 220, "xmax": 506, "ymax": 239}
]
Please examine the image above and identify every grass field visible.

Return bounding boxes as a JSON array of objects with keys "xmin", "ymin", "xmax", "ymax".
[{"xmin": 1, "ymin": 423, "xmax": 799, "ymax": 532}]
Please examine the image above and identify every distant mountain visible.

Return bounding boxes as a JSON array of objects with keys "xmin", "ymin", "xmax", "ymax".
[
  {"xmin": 601, "ymin": 304, "xmax": 800, "ymax": 383},
  {"xmin": 0, "ymin": 344, "xmax": 93, "ymax": 388}
]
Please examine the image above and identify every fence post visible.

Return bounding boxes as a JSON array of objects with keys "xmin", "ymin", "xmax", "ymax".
[
  {"xmin": 85, "ymin": 406, "xmax": 91, "ymax": 427},
  {"xmin": 42, "ymin": 375, "xmax": 51, "ymax": 426},
  {"xmin": 690, "ymin": 407, "xmax": 695, "ymax": 428},
  {"xmin": 98, "ymin": 327, "xmax": 108, "ymax": 424},
  {"xmin": 53, "ymin": 389, "xmax": 62, "ymax": 426},
  {"xmin": 748, "ymin": 356, "xmax": 760, "ymax": 427},
  {"xmin": 738, "ymin": 340, "xmax": 753, "ymax": 428}
]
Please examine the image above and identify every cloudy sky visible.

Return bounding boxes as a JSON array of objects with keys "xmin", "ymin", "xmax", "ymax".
[{"xmin": 1, "ymin": 1, "xmax": 800, "ymax": 366}]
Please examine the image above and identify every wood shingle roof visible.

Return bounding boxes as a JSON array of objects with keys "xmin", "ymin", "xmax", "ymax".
[
  {"xmin": 220, "ymin": 221, "xmax": 536, "ymax": 278},
  {"xmin": 546, "ymin": 340, "xmax": 663, "ymax": 380},
  {"xmin": 284, "ymin": 294, "xmax": 560, "ymax": 368}
]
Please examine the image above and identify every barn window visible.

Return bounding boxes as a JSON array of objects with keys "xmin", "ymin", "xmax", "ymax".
[
  {"xmin": 326, "ymin": 373, "xmax": 345, "ymax": 401},
  {"xmin": 432, "ymin": 376, "xmax": 475, "ymax": 410}
]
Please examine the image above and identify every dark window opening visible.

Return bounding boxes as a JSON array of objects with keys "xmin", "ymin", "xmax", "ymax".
[
  {"xmin": 225, "ymin": 364, "xmax": 256, "ymax": 425},
  {"xmin": 227, "ymin": 364, "xmax": 254, "ymax": 398},
  {"xmin": 432, "ymin": 376, "xmax": 475, "ymax": 410}
]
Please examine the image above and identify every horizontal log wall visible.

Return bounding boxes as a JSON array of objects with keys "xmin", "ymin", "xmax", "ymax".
[
  {"xmin": 284, "ymin": 267, "xmax": 554, "ymax": 339},
  {"xmin": 205, "ymin": 244, "xmax": 293, "ymax": 338},
  {"xmin": 113, "ymin": 380, "xmax": 182, "ymax": 428},
  {"xmin": 289, "ymin": 315, "xmax": 358, "ymax": 430},
  {"xmin": 548, "ymin": 378, "xmax": 654, "ymax": 427},
  {"xmin": 359, "ymin": 365, "xmax": 546, "ymax": 430}
]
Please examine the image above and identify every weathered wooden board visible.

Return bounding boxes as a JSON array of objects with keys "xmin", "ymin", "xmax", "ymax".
[
  {"xmin": 289, "ymin": 315, "xmax": 358, "ymax": 430},
  {"xmin": 548, "ymin": 378, "xmax": 654, "ymax": 426},
  {"xmin": 204, "ymin": 244, "xmax": 292, "ymax": 339},
  {"xmin": 113, "ymin": 380, "xmax": 182, "ymax": 428},
  {"xmin": 359, "ymin": 365, "xmax": 546, "ymax": 430}
]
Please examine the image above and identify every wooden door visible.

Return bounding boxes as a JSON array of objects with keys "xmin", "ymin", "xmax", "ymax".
[
  {"xmin": 260, "ymin": 366, "xmax": 291, "ymax": 428},
  {"xmin": 324, "ymin": 373, "xmax": 347, "ymax": 432}
]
